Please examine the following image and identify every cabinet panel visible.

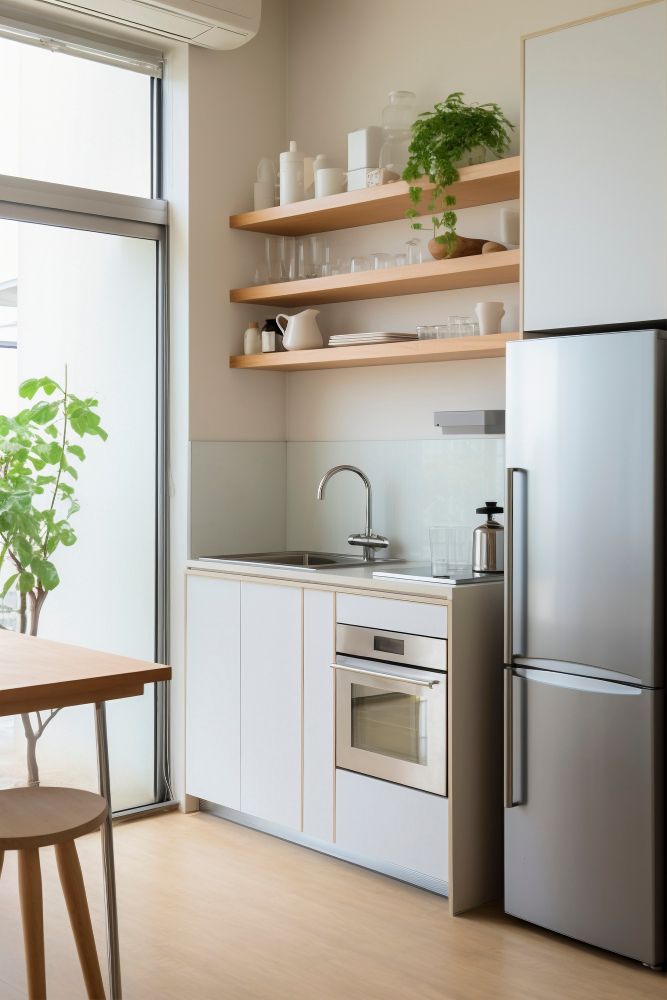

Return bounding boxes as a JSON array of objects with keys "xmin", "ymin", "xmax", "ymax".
[
  {"xmin": 336, "ymin": 769, "xmax": 448, "ymax": 881},
  {"xmin": 240, "ymin": 582, "xmax": 303, "ymax": 829},
  {"xmin": 336, "ymin": 593, "xmax": 446, "ymax": 638},
  {"xmin": 186, "ymin": 575, "xmax": 240, "ymax": 808},
  {"xmin": 523, "ymin": 2, "xmax": 667, "ymax": 331},
  {"xmin": 303, "ymin": 589, "xmax": 335, "ymax": 841}
]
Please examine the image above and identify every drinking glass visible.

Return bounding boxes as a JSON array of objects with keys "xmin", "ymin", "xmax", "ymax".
[
  {"xmin": 265, "ymin": 235, "xmax": 288, "ymax": 282},
  {"xmin": 429, "ymin": 526, "xmax": 472, "ymax": 576},
  {"xmin": 394, "ymin": 253, "xmax": 407, "ymax": 267},
  {"xmin": 298, "ymin": 234, "xmax": 327, "ymax": 279},
  {"xmin": 435, "ymin": 325, "xmax": 450, "ymax": 339},
  {"xmin": 406, "ymin": 237, "xmax": 422, "ymax": 265},
  {"xmin": 370, "ymin": 252, "xmax": 394, "ymax": 269},
  {"xmin": 351, "ymin": 256, "xmax": 371, "ymax": 272},
  {"xmin": 417, "ymin": 325, "xmax": 437, "ymax": 340}
]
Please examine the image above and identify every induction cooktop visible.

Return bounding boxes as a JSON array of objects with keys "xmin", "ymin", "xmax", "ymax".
[{"xmin": 372, "ymin": 565, "xmax": 503, "ymax": 585}]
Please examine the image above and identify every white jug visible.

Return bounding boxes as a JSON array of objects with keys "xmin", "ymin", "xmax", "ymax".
[{"xmin": 276, "ymin": 309, "xmax": 323, "ymax": 351}]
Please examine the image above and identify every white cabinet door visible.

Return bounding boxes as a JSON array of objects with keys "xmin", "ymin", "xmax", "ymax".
[
  {"xmin": 303, "ymin": 589, "xmax": 335, "ymax": 841},
  {"xmin": 336, "ymin": 770, "xmax": 448, "ymax": 881},
  {"xmin": 240, "ymin": 582, "xmax": 302, "ymax": 830},
  {"xmin": 523, "ymin": 2, "xmax": 667, "ymax": 331},
  {"xmin": 186, "ymin": 575, "xmax": 240, "ymax": 808}
]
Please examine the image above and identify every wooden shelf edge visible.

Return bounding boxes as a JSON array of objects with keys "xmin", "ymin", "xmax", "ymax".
[
  {"xmin": 230, "ymin": 333, "xmax": 520, "ymax": 372},
  {"xmin": 230, "ymin": 249, "xmax": 520, "ymax": 307},
  {"xmin": 229, "ymin": 157, "xmax": 521, "ymax": 236}
]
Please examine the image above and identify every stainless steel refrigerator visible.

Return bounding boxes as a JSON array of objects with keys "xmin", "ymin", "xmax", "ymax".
[{"xmin": 504, "ymin": 329, "xmax": 665, "ymax": 967}]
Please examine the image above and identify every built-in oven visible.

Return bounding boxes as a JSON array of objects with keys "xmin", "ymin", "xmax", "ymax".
[{"xmin": 333, "ymin": 624, "xmax": 447, "ymax": 796}]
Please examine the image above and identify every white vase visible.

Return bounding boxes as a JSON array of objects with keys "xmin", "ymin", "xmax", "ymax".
[{"xmin": 475, "ymin": 301, "xmax": 505, "ymax": 336}]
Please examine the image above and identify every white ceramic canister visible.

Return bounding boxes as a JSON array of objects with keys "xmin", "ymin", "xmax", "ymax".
[
  {"xmin": 475, "ymin": 301, "xmax": 505, "ymax": 336},
  {"xmin": 280, "ymin": 141, "xmax": 305, "ymax": 206},
  {"xmin": 315, "ymin": 167, "xmax": 346, "ymax": 198},
  {"xmin": 244, "ymin": 322, "xmax": 262, "ymax": 355}
]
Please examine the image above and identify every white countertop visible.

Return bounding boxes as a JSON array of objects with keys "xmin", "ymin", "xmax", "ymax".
[{"xmin": 186, "ymin": 558, "xmax": 503, "ymax": 601}]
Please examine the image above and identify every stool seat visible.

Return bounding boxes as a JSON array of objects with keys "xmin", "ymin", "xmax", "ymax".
[{"xmin": 0, "ymin": 787, "xmax": 107, "ymax": 850}]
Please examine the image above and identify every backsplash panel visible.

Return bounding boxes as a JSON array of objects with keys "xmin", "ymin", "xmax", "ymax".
[{"xmin": 286, "ymin": 439, "xmax": 505, "ymax": 561}]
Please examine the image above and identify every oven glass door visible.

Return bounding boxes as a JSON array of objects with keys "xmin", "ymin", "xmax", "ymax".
[{"xmin": 335, "ymin": 657, "xmax": 447, "ymax": 796}]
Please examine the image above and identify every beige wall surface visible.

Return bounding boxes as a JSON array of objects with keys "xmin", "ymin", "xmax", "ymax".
[
  {"xmin": 283, "ymin": 0, "xmax": 621, "ymax": 441},
  {"xmin": 188, "ymin": 0, "xmax": 288, "ymax": 442}
]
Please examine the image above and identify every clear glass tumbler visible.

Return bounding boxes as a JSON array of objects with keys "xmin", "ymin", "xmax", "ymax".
[{"xmin": 429, "ymin": 526, "xmax": 472, "ymax": 576}]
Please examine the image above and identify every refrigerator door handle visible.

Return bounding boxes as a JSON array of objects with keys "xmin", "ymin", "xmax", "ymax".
[
  {"xmin": 515, "ymin": 666, "xmax": 642, "ymax": 695},
  {"xmin": 504, "ymin": 666, "xmax": 515, "ymax": 808},
  {"xmin": 505, "ymin": 467, "xmax": 527, "ymax": 663}
]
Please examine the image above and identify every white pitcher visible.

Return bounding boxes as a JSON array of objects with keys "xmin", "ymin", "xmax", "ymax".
[{"xmin": 276, "ymin": 309, "xmax": 323, "ymax": 351}]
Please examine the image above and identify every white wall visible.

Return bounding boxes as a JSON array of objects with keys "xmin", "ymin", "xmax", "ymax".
[
  {"xmin": 188, "ymin": 0, "xmax": 288, "ymax": 443},
  {"xmin": 284, "ymin": 0, "xmax": 621, "ymax": 442}
]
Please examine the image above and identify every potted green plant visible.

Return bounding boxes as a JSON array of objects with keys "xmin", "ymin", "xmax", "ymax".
[
  {"xmin": 403, "ymin": 92, "xmax": 514, "ymax": 257},
  {"xmin": 0, "ymin": 371, "xmax": 107, "ymax": 785}
]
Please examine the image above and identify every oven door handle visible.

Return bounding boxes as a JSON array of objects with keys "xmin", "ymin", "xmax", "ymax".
[{"xmin": 330, "ymin": 663, "xmax": 440, "ymax": 688}]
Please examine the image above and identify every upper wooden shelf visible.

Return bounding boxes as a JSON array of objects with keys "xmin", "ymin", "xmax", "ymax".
[
  {"xmin": 230, "ymin": 332, "xmax": 519, "ymax": 372},
  {"xmin": 229, "ymin": 157, "xmax": 520, "ymax": 237},
  {"xmin": 230, "ymin": 249, "xmax": 520, "ymax": 307}
]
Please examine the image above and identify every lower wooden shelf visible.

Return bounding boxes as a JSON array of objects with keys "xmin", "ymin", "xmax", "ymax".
[{"xmin": 229, "ymin": 332, "xmax": 520, "ymax": 372}]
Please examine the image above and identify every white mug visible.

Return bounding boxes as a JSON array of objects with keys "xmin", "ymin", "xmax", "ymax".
[
  {"xmin": 315, "ymin": 167, "xmax": 346, "ymax": 198},
  {"xmin": 475, "ymin": 301, "xmax": 505, "ymax": 336}
]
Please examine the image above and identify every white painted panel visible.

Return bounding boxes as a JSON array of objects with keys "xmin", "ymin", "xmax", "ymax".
[
  {"xmin": 336, "ymin": 769, "xmax": 448, "ymax": 880},
  {"xmin": 303, "ymin": 589, "xmax": 335, "ymax": 841},
  {"xmin": 337, "ymin": 593, "xmax": 447, "ymax": 638},
  {"xmin": 190, "ymin": 441, "xmax": 286, "ymax": 559},
  {"xmin": 186, "ymin": 575, "xmax": 241, "ymax": 808},
  {"xmin": 240, "ymin": 582, "xmax": 303, "ymax": 829},
  {"xmin": 523, "ymin": 3, "xmax": 667, "ymax": 330}
]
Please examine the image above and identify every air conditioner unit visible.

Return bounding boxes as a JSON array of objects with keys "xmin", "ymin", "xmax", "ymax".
[{"xmin": 37, "ymin": 0, "xmax": 260, "ymax": 48}]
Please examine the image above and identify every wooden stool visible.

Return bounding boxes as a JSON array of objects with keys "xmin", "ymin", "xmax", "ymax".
[{"xmin": 0, "ymin": 786, "xmax": 108, "ymax": 1000}]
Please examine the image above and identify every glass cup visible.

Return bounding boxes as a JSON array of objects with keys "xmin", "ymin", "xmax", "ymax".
[
  {"xmin": 394, "ymin": 253, "xmax": 407, "ymax": 267},
  {"xmin": 351, "ymin": 256, "xmax": 371, "ymax": 272},
  {"xmin": 435, "ymin": 325, "xmax": 450, "ymax": 339},
  {"xmin": 429, "ymin": 526, "xmax": 472, "ymax": 576},
  {"xmin": 370, "ymin": 252, "xmax": 394, "ymax": 269},
  {"xmin": 417, "ymin": 325, "xmax": 437, "ymax": 340},
  {"xmin": 265, "ymin": 234, "xmax": 288, "ymax": 283},
  {"xmin": 406, "ymin": 237, "xmax": 422, "ymax": 265}
]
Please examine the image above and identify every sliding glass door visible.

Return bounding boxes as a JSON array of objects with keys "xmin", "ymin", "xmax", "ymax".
[{"xmin": 0, "ymin": 212, "xmax": 167, "ymax": 811}]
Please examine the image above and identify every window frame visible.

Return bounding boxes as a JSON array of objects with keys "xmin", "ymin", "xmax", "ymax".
[{"xmin": 0, "ymin": 74, "xmax": 172, "ymax": 814}]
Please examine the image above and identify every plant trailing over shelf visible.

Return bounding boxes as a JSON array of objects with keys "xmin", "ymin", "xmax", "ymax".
[
  {"xmin": 403, "ymin": 93, "xmax": 514, "ymax": 256},
  {"xmin": 0, "ymin": 369, "xmax": 107, "ymax": 785}
]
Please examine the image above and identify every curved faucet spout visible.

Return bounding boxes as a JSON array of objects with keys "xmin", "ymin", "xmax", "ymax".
[{"xmin": 317, "ymin": 465, "xmax": 388, "ymax": 561}]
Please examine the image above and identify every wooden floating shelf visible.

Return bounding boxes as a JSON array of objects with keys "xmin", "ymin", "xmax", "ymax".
[
  {"xmin": 230, "ymin": 332, "xmax": 519, "ymax": 372},
  {"xmin": 230, "ymin": 249, "xmax": 520, "ymax": 307},
  {"xmin": 229, "ymin": 157, "xmax": 520, "ymax": 237}
]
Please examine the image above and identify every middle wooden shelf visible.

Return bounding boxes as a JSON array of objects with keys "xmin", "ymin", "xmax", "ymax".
[{"xmin": 230, "ymin": 248, "xmax": 520, "ymax": 307}]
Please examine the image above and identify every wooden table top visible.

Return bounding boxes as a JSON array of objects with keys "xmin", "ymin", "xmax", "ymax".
[{"xmin": 0, "ymin": 630, "xmax": 171, "ymax": 717}]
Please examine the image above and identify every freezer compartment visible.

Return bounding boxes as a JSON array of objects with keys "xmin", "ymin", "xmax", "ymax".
[{"xmin": 504, "ymin": 667, "xmax": 664, "ymax": 965}]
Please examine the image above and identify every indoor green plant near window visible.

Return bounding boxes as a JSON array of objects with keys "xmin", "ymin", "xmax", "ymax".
[
  {"xmin": 403, "ymin": 92, "xmax": 514, "ymax": 256},
  {"xmin": 0, "ymin": 371, "xmax": 107, "ymax": 785}
]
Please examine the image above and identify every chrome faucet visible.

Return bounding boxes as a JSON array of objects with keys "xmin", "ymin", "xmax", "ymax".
[{"xmin": 316, "ymin": 465, "xmax": 389, "ymax": 562}]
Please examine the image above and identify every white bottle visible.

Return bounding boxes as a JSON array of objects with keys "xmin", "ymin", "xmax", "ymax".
[
  {"xmin": 280, "ymin": 141, "xmax": 305, "ymax": 206},
  {"xmin": 244, "ymin": 322, "xmax": 262, "ymax": 355}
]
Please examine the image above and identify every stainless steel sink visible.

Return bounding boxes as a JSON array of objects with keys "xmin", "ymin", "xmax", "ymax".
[{"xmin": 199, "ymin": 550, "xmax": 403, "ymax": 572}]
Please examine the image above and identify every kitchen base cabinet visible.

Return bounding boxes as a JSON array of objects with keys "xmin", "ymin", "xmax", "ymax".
[
  {"xmin": 303, "ymin": 589, "xmax": 335, "ymax": 841},
  {"xmin": 335, "ymin": 769, "xmax": 448, "ymax": 883},
  {"xmin": 240, "ymin": 582, "xmax": 303, "ymax": 830},
  {"xmin": 185, "ymin": 575, "xmax": 241, "ymax": 809}
]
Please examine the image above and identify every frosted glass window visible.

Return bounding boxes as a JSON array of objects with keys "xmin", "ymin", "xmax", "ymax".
[
  {"xmin": 0, "ymin": 37, "xmax": 151, "ymax": 196},
  {"xmin": 0, "ymin": 219, "xmax": 159, "ymax": 811}
]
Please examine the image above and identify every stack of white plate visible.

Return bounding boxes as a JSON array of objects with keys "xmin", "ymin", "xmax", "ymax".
[{"xmin": 328, "ymin": 332, "xmax": 418, "ymax": 347}]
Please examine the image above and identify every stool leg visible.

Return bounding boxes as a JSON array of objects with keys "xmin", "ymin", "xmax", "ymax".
[
  {"xmin": 18, "ymin": 848, "xmax": 46, "ymax": 1000},
  {"xmin": 55, "ymin": 840, "xmax": 106, "ymax": 1000}
]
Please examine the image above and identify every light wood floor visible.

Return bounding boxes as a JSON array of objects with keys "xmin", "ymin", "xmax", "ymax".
[{"xmin": 0, "ymin": 809, "xmax": 664, "ymax": 999}]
